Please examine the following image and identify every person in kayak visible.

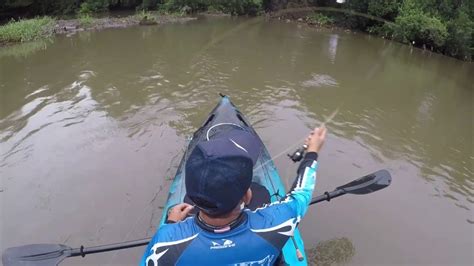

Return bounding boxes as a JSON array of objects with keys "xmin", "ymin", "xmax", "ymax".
[{"xmin": 141, "ymin": 127, "xmax": 327, "ymax": 265}]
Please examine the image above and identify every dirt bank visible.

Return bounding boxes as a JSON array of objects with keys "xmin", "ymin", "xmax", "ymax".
[{"xmin": 54, "ymin": 15, "xmax": 196, "ymax": 35}]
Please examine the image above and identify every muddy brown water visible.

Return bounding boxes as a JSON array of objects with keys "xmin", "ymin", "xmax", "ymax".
[{"xmin": 1, "ymin": 17, "xmax": 473, "ymax": 265}]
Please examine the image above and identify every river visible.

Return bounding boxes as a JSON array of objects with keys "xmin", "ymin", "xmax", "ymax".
[{"xmin": 1, "ymin": 17, "xmax": 473, "ymax": 265}]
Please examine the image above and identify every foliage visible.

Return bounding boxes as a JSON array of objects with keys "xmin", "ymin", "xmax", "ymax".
[
  {"xmin": 78, "ymin": 0, "xmax": 109, "ymax": 15},
  {"xmin": 367, "ymin": 23, "xmax": 393, "ymax": 38},
  {"xmin": 1, "ymin": 0, "xmax": 263, "ymax": 16},
  {"xmin": 136, "ymin": 0, "xmax": 160, "ymax": 11},
  {"xmin": 160, "ymin": 0, "xmax": 208, "ymax": 13},
  {"xmin": 217, "ymin": 0, "xmax": 262, "ymax": 16},
  {"xmin": 391, "ymin": 0, "xmax": 448, "ymax": 50},
  {"xmin": 367, "ymin": 0, "xmax": 401, "ymax": 20},
  {"xmin": 158, "ymin": 0, "xmax": 262, "ymax": 16},
  {"xmin": 0, "ymin": 17, "xmax": 55, "ymax": 43},
  {"xmin": 308, "ymin": 12, "xmax": 334, "ymax": 26},
  {"xmin": 78, "ymin": 14, "xmax": 95, "ymax": 27},
  {"xmin": 444, "ymin": 8, "xmax": 473, "ymax": 60},
  {"xmin": 311, "ymin": 0, "xmax": 473, "ymax": 60},
  {"xmin": 135, "ymin": 9, "xmax": 158, "ymax": 25},
  {"xmin": 135, "ymin": 10, "xmax": 155, "ymax": 20}
]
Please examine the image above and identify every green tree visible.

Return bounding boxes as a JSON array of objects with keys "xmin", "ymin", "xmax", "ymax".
[
  {"xmin": 367, "ymin": 0, "xmax": 401, "ymax": 20},
  {"xmin": 445, "ymin": 7, "xmax": 473, "ymax": 60},
  {"xmin": 391, "ymin": 0, "xmax": 448, "ymax": 50}
]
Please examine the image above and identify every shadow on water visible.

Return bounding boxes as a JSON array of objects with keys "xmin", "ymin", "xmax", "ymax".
[{"xmin": 305, "ymin": 238, "xmax": 356, "ymax": 266}]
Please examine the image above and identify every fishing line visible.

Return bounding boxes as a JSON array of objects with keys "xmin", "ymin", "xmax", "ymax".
[
  {"xmin": 259, "ymin": 5, "xmax": 393, "ymax": 166},
  {"xmin": 184, "ymin": 5, "xmax": 387, "ymax": 167},
  {"xmin": 254, "ymin": 108, "xmax": 339, "ymax": 171},
  {"xmin": 184, "ymin": 17, "xmax": 263, "ymax": 89}
]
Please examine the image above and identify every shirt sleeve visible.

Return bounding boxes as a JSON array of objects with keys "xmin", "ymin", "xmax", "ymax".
[
  {"xmin": 247, "ymin": 152, "xmax": 318, "ymax": 249},
  {"xmin": 286, "ymin": 151, "xmax": 318, "ymax": 217},
  {"xmin": 140, "ymin": 226, "xmax": 170, "ymax": 266},
  {"xmin": 140, "ymin": 222, "xmax": 198, "ymax": 266},
  {"xmin": 255, "ymin": 152, "xmax": 318, "ymax": 219}
]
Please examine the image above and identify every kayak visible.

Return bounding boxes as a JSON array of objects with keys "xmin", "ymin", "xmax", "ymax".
[{"xmin": 159, "ymin": 95, "xmax": 307, "ymax": 265}]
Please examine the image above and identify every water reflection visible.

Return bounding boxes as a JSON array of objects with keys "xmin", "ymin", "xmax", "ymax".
[
  {"xmin": 306, "ymin": 238, "xmax": 355, "ymax": 266},
  {"xmin": 0, "ymin": 39, "xmax": 51, "ymax": 59},
  {"xmin": 328, "ymin": 34, "xmax": 339, "ymax": 63}
]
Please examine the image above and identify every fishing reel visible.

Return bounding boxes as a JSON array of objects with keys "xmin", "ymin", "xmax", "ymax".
[{"xmin": 288, "ymin": 144, "xmax": 307, "ymax": 162}]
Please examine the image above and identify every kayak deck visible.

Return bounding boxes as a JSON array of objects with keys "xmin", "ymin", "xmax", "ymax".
[{"xmin": 159, "ymin": 96, "xmax": 307, "ymax": 265}]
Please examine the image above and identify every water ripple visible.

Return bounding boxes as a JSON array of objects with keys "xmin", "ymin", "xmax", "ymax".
[
  {"xmin": 1, "ymin": 72, "xmax": 99, "ymax": 166},
  {"xmin": 301, "ymin": 73, "xmax": 339, "ymax": 88}
]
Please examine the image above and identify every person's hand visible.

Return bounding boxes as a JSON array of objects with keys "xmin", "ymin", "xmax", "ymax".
[
  {"xmin": 305, "ymin": 127, "xmax": 327, "ymax": 153},
  {"xmin": 167, "ymin": 203, "xmax": 194, "ymax": 223}
]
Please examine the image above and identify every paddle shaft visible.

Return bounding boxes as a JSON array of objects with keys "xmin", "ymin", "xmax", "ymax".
[
  {"xmin": 55, "ymin": 191, "xmax": 340, "ymax": 258},
  {"xmin": 65, "ymin": 190, "xmax": 343, "ymax": 257},
  {"xmin": 310, "ymin": 189, "xmax": 346, "ymax": 205},
  {"xmin": 69, "ymin": 238, "xmax": 151, "ymax": 257}
]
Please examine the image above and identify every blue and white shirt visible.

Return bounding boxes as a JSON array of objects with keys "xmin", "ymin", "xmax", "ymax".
[{"xmin": 140, "ymin": 152, "xmax": 318, "ymax": 265}]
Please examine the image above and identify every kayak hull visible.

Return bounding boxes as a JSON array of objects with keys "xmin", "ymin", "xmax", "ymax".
[{"xmin": 159, "ymin": 96, "xmax": 307, "ymax": 265}]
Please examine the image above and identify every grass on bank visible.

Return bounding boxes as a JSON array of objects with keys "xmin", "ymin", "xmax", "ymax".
[
  {"xmin": 0, "ymin": 17, "xmax": 55, "ymax": 43},
  {"xmin": 308, "ymin": 13, "xmax": 335, "ymax": 26},
  {"xmin": 78, "ymin": 14, "xmax": 95, "ymax": 28}
]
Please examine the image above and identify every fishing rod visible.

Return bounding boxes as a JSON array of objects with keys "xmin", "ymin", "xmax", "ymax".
[{"xmin": 2, "ymin": 169, "xmax": 391, "ymax": 266}]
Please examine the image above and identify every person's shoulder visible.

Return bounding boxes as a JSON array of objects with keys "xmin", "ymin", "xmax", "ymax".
[
  {"xmin": 143, "ymin": 217, "xmax": 200, "ymax": 266},
  {"xmin": 153, "ymin": 217, "xmax": 199, "ymax": 243}
]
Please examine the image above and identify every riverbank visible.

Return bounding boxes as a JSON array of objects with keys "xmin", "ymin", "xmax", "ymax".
[
  {"xmin": 54, "ymin": 14, "xmax": 196, "ymax": 35},
  {"xmin": 266, "ymin": 4, "xmax": 473, "ymax": 62},
  {"xmin": 1, "ymin": 6, "xmax": 472, "ymax": 62},
  {"xmin": 0, "ymin": 13, "xmax": 196, "ymax": 45}
]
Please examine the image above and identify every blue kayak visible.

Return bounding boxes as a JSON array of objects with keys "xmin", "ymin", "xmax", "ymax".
[{"xmin": 159, "ymin": 95, "xmax": 307, "ymax": 265}]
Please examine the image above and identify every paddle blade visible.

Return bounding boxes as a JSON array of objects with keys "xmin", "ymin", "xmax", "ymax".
[
  {"xmin": 336, "ymin": 169, "xmax": 391, "ymax": 195},
  {"xmin": 2, "ymin": 244, "xmax": 72, "ymax": 266}
]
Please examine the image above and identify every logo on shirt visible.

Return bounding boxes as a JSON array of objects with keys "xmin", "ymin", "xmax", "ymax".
[
  {"xmin": 210, "ymin": 239, "xmax": 235, "ymax": 249},
  {"xmin": 233, "ymin": 255, "xmax": 275, "ymax": 265}
]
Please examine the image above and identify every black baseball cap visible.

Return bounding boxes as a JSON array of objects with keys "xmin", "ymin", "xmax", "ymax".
[{"xmin": 185, "ymin": 129, "xmax": 261, "ymax": 216}]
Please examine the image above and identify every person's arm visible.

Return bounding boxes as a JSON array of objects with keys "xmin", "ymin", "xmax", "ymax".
[
  {"xmin": 248, "ymin": 127, "xmax": 326, "ymax": 251},
  {"xmin": 285, "ymin": 127, "xmax": 327, "ymax": 217}
]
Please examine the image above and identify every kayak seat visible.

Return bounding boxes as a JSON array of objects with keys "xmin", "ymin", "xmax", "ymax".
[{"xmin": 246, "ymin": 182, "xmax": 271, "ymax": 210}]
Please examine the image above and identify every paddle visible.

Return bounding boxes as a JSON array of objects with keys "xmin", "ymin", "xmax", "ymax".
[
  {"xmin": 2, "ymin": 169, "xmax": 391, "ymax": 266},
  {"xmin": 310, "ymin": 169, "xmax": 391, "ymax": 204}
]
